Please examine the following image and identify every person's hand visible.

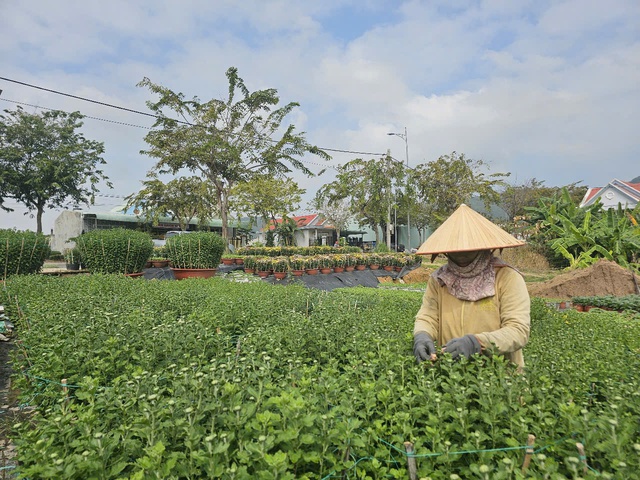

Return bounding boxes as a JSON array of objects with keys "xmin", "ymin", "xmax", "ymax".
[
  {"xmin": 443, "ymin": 335, "xmax": 481, "ymax": 360},
  {"xmin": 413, "ymin": 332, "xmax": 437, "ymax": 363}
]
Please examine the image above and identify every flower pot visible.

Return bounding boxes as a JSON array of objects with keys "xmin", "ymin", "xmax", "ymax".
[
  {"xmin": 383, "ymin": 265, "xmax": 394, "ymax": 271},
  {"xmin": 559, "ymin": 301, "xmax": 567, "ymax": 310},
  {"xmin": 273, "ymin": 271, "xmax": 287, "ymax": 280},
  {"xmin": 244, "ymin": 268, "xmax": 255, "ymax": 274},
  {"xmin": 151, "ymin": 260, "xmax": 170, "ymax": 268},
  {"xmin": 369, "ymin": 264, "xmax": 380, "ymax": 270},
  {"xmin": 145, "ymin": 261, "xmax": 153, "ymax": 268},
  {"xmin": 222, "ymin": 258, "xmax": 235, "ymax": 266},
  {"xmin": 355, "ymin": 265, "xmax": 366, "ymax": 271},
  {"xmin": 170, "ymin": 268, "xmax": 217, "ymax": 280},
  {"xmin": 235, "ymin": 258, "xmax": 244, "ymax": 265},
  {"xmin": 124, "ymin": 272, "xmax": 144, "ymax": 278},
  {"xmin": 305, "ymin": 268, "xmax": 319, "ymax": 275},
  {"xmin": 291, "ymin": 269, "xmax": 304, "ymax": 276},
  {"xmin": 345, "ymin": 266, "xmax": 355, "ymax": 272},
  {"xmin": 575, "ymin": 305, "xmax": 584, "ymax": 312},
  {"xmin": 333, "ymin": 266, "xmax": 345, "ymax": 273},
  {"xmin": 320, "ymin": 267, "xmax": 333, "ymax": 274},
  {"xmin": 257, "ymin": 270, "xmax": 270, "ymax": 278},
  {"xmin": 394, "ymin": 266, "xmax": 403, "ymax": 272}
]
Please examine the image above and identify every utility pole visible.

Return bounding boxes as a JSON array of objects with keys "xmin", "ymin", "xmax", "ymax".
[
  {"xmin": 386, "ymin": 149, "xmax": 392, "ymax": 249},
  {"xmin": 387, "ymin": 127, "xmax": 411, "ymax": 250}
]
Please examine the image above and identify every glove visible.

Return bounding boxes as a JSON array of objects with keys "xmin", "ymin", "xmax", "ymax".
[
  {"xmin": 413, "ymin": 332, "xmax": 436, "ymax": 363},
  {"xmin": 443, "ymin": 334, "xmax": 481, "ymax": 360}
]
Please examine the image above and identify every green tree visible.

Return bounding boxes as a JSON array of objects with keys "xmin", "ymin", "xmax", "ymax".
[
  {"xmin": 317, "ymin": 154, "xmax": 404, "ymax": 247},
  {"xmin": 230, "ymin": 175, "xmax": 304, "ymax": 228},
  {"xmin": 125, "ymin": 176, "xmax": 217, "ymax": 232},
  {"xmin": 411, "ymin": 152, "xmax": 509, "ymax": 228},
  {"xmin": 310, "ymin": 194, "xmax": 352, "ymax": 241},
  {"xmin": 0, "ymin": 107, "xmax": 110, "ymax": 233},
  {"xmin": 137, "ymin": 67, "xmax": 329, "ymax": 243}
]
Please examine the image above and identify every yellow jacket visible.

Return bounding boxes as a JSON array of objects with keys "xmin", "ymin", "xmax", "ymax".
[{"xmin": 414, "ymin": 266, "xmax": 530, "ymax": 368}]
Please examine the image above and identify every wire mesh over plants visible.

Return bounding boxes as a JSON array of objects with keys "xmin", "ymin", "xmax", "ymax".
[
  {"xmin": 165, "ymin": 232, "xmax": 225, "ymax": 269},
  {"xmin": 0, "ymin": 229, "xmax": 50, "ymax": 278},
  {"xmin": 76, "ymin": 228, "xmax": 153, "ymax": 274}
]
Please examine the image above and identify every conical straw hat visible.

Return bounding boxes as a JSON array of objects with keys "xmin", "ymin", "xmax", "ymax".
[{"xmin": 416, "ymin": 204, "xmax": 525, "ymax": 255}]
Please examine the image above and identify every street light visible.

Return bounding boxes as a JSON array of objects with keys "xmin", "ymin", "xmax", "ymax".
[{"xmin": 387, "ymin": 127, "xmax": 410, "ymax": 250}]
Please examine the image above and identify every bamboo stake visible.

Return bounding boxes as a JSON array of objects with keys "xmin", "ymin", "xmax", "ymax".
[
  {"xmin": 340, "ymin": 444, "xmax": 351, "ymax": 480},
  {"xmin": 61, "ymin": 378, "xmax": 68, "ymax": 402},
  {"xmin": 403, "ymin": 441, "xmax": 418, "ymax": 480},
  {"xmin": 576, "ymin": 442, "xmax": 588, "ymax": 474},
  {"xmin": 521, "ymin": 434, "xmax": 535, "ymax": 473}
]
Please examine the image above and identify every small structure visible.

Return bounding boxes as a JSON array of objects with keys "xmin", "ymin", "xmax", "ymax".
[
  {"xmin": 579, "ymin": 179, "xmax": 640, "ymax": 209},
  {"xmin": 262, "ymin": 214, "xmax": 336, "ymax": 247}
]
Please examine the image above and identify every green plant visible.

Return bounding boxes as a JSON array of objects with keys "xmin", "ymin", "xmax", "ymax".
[
  {"xmin": 165, "ymin": 231, "xmax": 225, "ymax": 269},
  {"xmin": 242, "ymin": 256, "xmax": 257, "ymax": 270},
  {"xmin": 47, "ymin": 250, "xmax": 64, "ymax": 261},
  {"xmin": 0, "ymin": 229, "xmax": 50, "ymax": 278},
  {"xmin": 289, "ymin": 255, "xmax": 306, "ymax": 271},
  {"xmin": 63, "ymin": 247, "xmax": 83, "ymax": 265},
  {"xmin": 271, "ymin": 256, "xmax": 290, "ymax": 273},
  {"xmin": 254, "ymin": 256, "xmax": 272, "ymax": 272},
  {"xmin": 76, "ymin": 228, "xmax": 153, "ymax": 274},
  {"xmin": 316, "ymin": 254, "xmax": 333, "ymax": 269},
  {"xmin": 304, "ymin": 257, "xmax": 319, "ymax": 269}
]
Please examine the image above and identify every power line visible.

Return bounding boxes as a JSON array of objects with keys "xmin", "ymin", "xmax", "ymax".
[
  {"xmin": 0, "ymin": 82, "xmax": 395, "ymax": 181},
  {"xmin": 0, "ymin": 98, "xmax": 152, "ymax": 129},
  {"xmin": 0, "ymin": 76, "xmax": 177, "ymax": 124}
]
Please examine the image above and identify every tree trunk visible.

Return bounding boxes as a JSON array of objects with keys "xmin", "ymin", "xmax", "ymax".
[{"xmin": 36, "ymin": 206, "xmax": 44, "ymax": 234}]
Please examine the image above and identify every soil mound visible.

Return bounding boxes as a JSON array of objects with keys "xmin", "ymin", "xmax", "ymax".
[{"xmin": 527, "ymin": 260, "xmax": 640, "ymax": 299}]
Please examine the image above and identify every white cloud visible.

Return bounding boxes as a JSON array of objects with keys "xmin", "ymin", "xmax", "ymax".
[{"xmin": 1, "ymin": 0, "xmax": 639, "ymax": 233}]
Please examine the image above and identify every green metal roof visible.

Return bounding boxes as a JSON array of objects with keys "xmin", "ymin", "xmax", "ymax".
[{"xmin": 82, "ymin": 212, "xmax": 248, "ymax": 229}]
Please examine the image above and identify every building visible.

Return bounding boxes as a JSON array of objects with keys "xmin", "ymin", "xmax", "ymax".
[
  {"xmin": 579, "ymin": 179, "xmax": 640, "ymax": 209},
  {"xmin": 50, "ymin": 206, "xmax": 252, "ymax": 252}
]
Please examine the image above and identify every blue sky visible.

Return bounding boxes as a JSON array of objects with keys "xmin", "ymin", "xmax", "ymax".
[{"xmin": 1, "ymin": 0, "xmax": 639, "ymax": 233}]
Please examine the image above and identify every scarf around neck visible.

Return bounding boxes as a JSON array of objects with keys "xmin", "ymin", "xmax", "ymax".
[{"xmin": 434, "ymin": 250, "xmax": 507, "ymax": 301}]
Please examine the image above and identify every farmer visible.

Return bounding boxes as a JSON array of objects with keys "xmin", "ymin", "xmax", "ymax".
[{"xmin": 413, "ymin": 204, "xmax": 530, "ymax": 369}]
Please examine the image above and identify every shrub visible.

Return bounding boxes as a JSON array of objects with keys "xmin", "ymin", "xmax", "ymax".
[
  {"xmin": 0, "ymin": 229, "xmax": 50, "ymax": 278},
  {"xmin": 48, "ymin": 250, "xmax": 64, "ymax": 261},
  {"xmin": 76, "ymin": 228, "xmax": 153, "ymax": 274},
  {"xmin": 165, "ymin": 231, "xmax": 225, "ymax": 269}
]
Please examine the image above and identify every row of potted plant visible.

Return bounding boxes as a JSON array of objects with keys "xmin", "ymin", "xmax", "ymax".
[
  {"xmin": 241, "ymin": 253, "xmax": 422, "ymax": 277},
  {"xmin": 572, "ymin": 294, "xmax": 640, "ymax": 313},
  {"xmin": 235, "ymin": 245, "xmax": 362, "ymax": 257}
]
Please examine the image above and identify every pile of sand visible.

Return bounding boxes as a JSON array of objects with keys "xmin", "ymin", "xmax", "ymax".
[{"xmin": 527, "ymin": 260, "xmax": 640, "ymax": 299}]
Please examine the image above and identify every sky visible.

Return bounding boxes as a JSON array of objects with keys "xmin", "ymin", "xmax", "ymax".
[{"xmin": 1, "ymin": 0, "xmax": 639, "ymax": 234}]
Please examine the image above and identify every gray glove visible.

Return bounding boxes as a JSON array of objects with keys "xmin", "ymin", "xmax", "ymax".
[
  {"xmin": 413, "ymin": 332, "xmax": 436, "ymax": 363},
  {"xmin": 444, "ymin": 334, "xmax": 481, "ymax": 360}
]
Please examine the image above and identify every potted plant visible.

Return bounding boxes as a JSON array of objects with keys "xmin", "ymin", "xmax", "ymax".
[
  {"xmin": 221, "ymin": 253, "xmax": 236, "ymax": 266},
  {"xmin": 332, "ymin": 254, "xmax": 345, "ymax": 273},
  {"xmin": 165, "ymin": 231, "xmax": 225, "ymax": 280},
  {"xmin": 304, "ymin": 257, "xmax": 319, "ymax": 275},
  {"xmin": 368, "ymin": 253, "xmax": 381, "ymax": 270},
  {"xmin": 354, "ymin": 253, "xmax": 367, "ymax": 270},
  {"xmin": 344, "ymin": 254, "xmax": 356, "ymax": 272},
  {"xmin": 317, "ymin": 254, "xmax": 333, "ymax": 274},
  {"xmin": 271, "ymin": 256, "xmax": 290, "ymax": 280},
  {"xmin": 290, "ymin": 255, "xmax": 306, "ymax": 276},
  {"xmin": 76, "ymin": 229, "xmax": 153, "ymax": 275},
  {"xmin": 63, "ymin": 247, "xmax": 83, "ymax": 270},
  {"xmin": 255, "ymin": 256, "xmax": 272, "ymax": 278},
  {"xmin": 243, "ymin": 256, "xmax": 256, "ymax": 274}
]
